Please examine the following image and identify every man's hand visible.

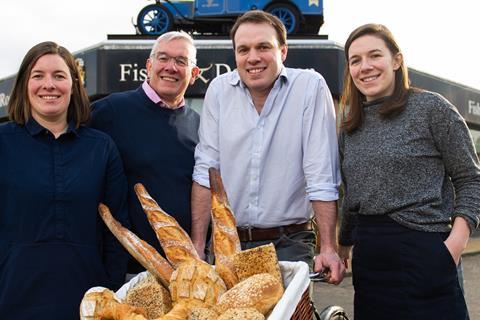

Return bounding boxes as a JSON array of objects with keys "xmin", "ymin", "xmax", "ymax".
[
  {"xmin": 193, "ymin": 241, "xmax": 206, "ymax": 261},
  {"xmin": 313, "ymin": 250, "xmax": 345, "ymax": 285},
  {"xmin": 191, "ymin": 182, "xmax": 211, "ymax": 262}
]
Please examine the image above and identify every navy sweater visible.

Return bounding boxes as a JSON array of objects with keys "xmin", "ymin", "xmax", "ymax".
[{"xmin": 91, "ymin": 87, "xmax": 199, "ymax": 273}]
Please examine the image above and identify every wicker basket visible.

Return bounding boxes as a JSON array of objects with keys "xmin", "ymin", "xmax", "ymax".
[{"xmin": 290, "ymin": 289, "xmax": 313, "ymax": 320}]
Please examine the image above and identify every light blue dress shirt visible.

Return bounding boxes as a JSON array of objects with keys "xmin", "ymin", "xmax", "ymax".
[{"xmin": 193, "ymin": 67, "xmax": 340, "ymax": 228}]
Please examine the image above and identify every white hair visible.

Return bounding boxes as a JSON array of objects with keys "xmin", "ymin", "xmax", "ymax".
[{"xmin": 150, "ymin": 31, "xmax": 197, "ymax": 64}]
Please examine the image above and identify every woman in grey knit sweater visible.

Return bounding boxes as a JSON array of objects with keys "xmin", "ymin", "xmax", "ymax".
[{"xmin": 338, "ymin": 24, "xmax": 480, "ymax": 319}]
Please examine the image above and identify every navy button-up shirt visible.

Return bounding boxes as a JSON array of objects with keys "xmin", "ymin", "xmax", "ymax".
[{"xmin": 0, "ymin": 119, "xmax": 128, "ymax": 319}]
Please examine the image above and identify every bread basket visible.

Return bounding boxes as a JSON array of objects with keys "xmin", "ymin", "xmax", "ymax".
[{"xmin": 116, "ymin": 261, "xmax": 311, "ymax": 319}]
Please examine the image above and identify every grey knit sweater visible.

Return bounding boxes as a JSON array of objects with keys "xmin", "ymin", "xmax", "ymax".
[{"xmin": 339, "ymin": 90, "xmax": 480, "ymax": 246}]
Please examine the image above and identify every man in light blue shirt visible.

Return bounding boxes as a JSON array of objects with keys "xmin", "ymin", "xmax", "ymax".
[{"xmin": 191, "ymin": 10, "xmax": 345, "ymax": 284}]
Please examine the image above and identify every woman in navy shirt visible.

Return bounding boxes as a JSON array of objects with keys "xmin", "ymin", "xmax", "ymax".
[{"xmin": 0, "ymin": 42, "xmax": 129, "ymax": 319}]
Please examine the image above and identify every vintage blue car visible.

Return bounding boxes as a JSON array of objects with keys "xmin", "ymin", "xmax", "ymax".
[{"xmin": 136, "ymin": 0, "xmax": 324, "ymax": 35}]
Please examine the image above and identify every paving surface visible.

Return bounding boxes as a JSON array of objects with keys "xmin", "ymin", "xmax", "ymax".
[{"xmin": 312, "ymin": 249, "xmax": 480, "ymax": 319}]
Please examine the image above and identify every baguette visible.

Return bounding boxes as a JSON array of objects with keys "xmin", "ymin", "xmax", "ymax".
[
  {"xmin": 208, "ymin": 168, "xmax": 241, "ymax": 289},
  {"xmin": 134, "ymin": 183, "xmax": 200, "ymax": 268},
  {"xmin": 98, "ymin": 203, "xmax": 173, "ymax": 288},
  {"xmin": 213, "ymin": 273, "xmax": 283, "ymax": 316}
]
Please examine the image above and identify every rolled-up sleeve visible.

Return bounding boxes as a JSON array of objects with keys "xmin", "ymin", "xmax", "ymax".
[
  {"xmin": 193, "ymin": 79, "xmax": 221, "ymax": 188},
  {"xmin": 302, "ymin": 76, "xmax": 341, "ymax": 201}
]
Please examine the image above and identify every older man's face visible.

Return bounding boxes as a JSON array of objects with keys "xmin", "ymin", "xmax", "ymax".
[{"xmin": 147, "ymin": 38, "xmax": 199, "ymax": 106}]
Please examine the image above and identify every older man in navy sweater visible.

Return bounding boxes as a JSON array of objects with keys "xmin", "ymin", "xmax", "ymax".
[{"xmin": 90, "ymin": 31, "xmax": 200, "ymax": 277}]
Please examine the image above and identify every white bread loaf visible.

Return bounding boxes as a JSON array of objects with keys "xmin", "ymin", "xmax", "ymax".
[{"xmin": 169, "ymin": 259, "xmax": 227, "ymax": 308}]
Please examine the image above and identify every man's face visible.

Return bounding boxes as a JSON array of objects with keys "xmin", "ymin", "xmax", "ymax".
[
  {"xmin": 234, "ymin": 22, "xmax": 287, "ymax": 97},
  {"xmin": 146, "ymin": 38, "xmax": 199, "ymax": 106}
]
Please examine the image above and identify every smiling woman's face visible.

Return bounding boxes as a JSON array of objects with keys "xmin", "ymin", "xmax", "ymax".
[
  {"xmin": 28, "ymin": 53, "xmax": 72, "ymax": 124},
  {"xmin": 348, "ymin": 34, "xmax": 402, "ymax": 101}
]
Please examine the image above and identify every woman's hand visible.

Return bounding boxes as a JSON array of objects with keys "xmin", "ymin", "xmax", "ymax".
[
  {"xmin": 444, "ymin": 216, "xmax": 470, "ymax": 265},
  {"xmin": 338, "ymin": 245, "xmax": 352, "ymax": 269}
]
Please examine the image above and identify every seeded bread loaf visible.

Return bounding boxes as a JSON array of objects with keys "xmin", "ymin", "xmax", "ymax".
[
  {"xmin": 125, "ymin": 273, "xmax": 172, "ymax": 318},
  {"xmin": 233, "ymin": 243, "xmax": 283, "ymax": 286},
  {"xmin": 214, "ymin": 273, "xmax": 283, "ymax": 316}
]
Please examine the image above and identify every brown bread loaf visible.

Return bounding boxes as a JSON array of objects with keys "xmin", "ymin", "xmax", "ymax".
[
  {"xmin": 213, "ymin": 273, "xmax": 284, "ymax": 316},
  {"xmin": 134, "ymin": 183, "xmax": 200, "ymax": 268},
  {"xmin": 233, "ymin": 243, "xmax": 283, "ymax": 286},
  {"xmin": 98, "ymin": 203, "xmax": 173, "ymax": 288},
  {"xmin": 125, "ymin": 273, "xmax": 172, "ymax": 318},
  {"xmin": 208, "ymin": 168, "xmax": 241, "ymax": 289}
]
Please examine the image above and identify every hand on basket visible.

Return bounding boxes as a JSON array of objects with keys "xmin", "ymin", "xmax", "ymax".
[{"xmin": 313, "ymin": 250, "xmax": 346, "ymax": 285}]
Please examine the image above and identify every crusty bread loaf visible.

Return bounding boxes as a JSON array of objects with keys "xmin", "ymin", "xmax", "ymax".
[
  {"xmin": 98, "ymin": 203, "xmax": 173, "ymax": 288},
  {"xmin": 217, "ymin": 308, "xmax": 265, "ymax": 320},
  {"xmin": 134, "ymin": 183, "xmax": 200, "ymax": 268},
  {"xmin": 125, "ymin": 273, "xmax": 172, "ymax": 318},
  {"xmin": 188, "ymin": 307, "xmax": 219, "ymax": 320},
  {"xmin": 169, "ymin": 260, "xmax": 227, "ymax": 308},
  {"xmin": 213, "ymin": 273, "xmax": 284, "ymax": 316},
  {"xmin": 233, "ymin": 243, "xmax": 283, "ymax": 287},
  {"xmin": 80, "ymin": 286, "xmax": 148, "ymax": 320},
  {"xmin": 80, "ymin": 287, "xmax": 121, "ymax": 320},
  {"xmin": 208, "ymin": 168, "xmax": 241, "ymax": 289}
]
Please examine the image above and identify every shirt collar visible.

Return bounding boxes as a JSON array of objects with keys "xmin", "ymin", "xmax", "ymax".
[
  {"xmin": 142, "ymin": 80, "xmax": 185, "ymax": 109},
  {"xmin": 229, "ymin": 67, "xmax": 289, "ymax": 88},
  {"xmin": 25, "ymin": 117, "xmax": 79, "ymax": 137}
]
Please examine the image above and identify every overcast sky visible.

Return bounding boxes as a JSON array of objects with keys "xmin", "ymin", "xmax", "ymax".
[{"xmin": 1, "ymin": 0, "xmax": 478, "ymax": 90}]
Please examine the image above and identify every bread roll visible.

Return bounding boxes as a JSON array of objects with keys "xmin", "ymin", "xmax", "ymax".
[
  {"xmin": 125, "ymin": 273, "xmax": 172, "ymax": 318},
  {"xmin": 157, "ymin": 303, "xmax": 189, "ymax": 320},
  {"xmin": 188, "ymin": 307, "xmax": 219, "ymax": 320},
  {"xmin": 208, "ymin": 168, "xmax": 240, "ymax": 289},
  {"xmin": 214, "ymin": 273, "xmax": 283, "ymax": 316},
  {"xmin": 217, "ymin": 308, "xmax": 265, "ymax": 320},
  {"xmin": 134, "ymin": 183, "xmax": 200, "ymax": 268},
  {"xmin": 233, "ymin": 243, "xmax": 283, "ymax": 286},
  {"xmin": 169, "ymin": 260, "xmax": 227, "ymax": 308},
  {"xmin": 98, "ymin": 203, "xmax": 173, "ymax": 288}
]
